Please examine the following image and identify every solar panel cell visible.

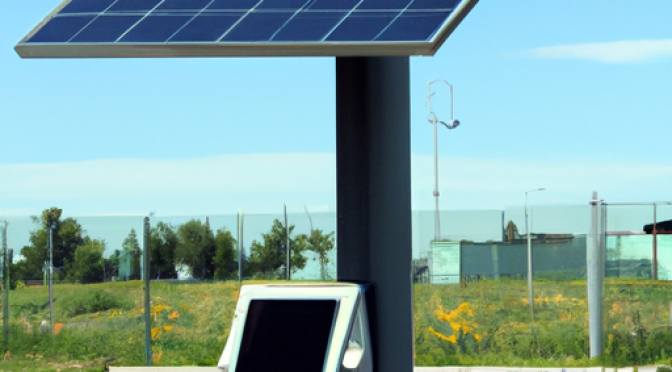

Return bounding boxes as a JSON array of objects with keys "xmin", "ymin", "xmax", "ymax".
[
  {"xmin": 358, "ymin": 0, "xmax": 410, "ymax": 10},
  {"xmin": 307, "ymin": 0, "xmax": 361, "ymax": 10},
  {"xmin": 169, "ymin": 13, "xmax": 241, "ymax": 41},
  {"xmin": 326, "ymin": 12, "xmax": 398, "ymax": 41},
  {"xmin": 376, "ymin": 11, "xmax": 448, "ymax": 41},
  {"xmin": 60, "ymin": 0, "xmax": 116, "ymax": 14},
  {"xmin": 120, "ymin": 15, "xmax": 193, "ymax": 42},
  {"xmin": 407, "ymin": 0, "xmax": 462, "ymax": 9},
  {"xmin": 222, "ymin": 11, "xmax": 294, "ymax": 41},
  {"xmin": 271, "ymin": 11, "xmax": 346, "ymax": 41},
  {"xmin": 108, "ymin": 0, "xmax": 163, "ymax": 12},
  {"xmin": 70, "ymin": 15, "xmax": 142, "ymax": 42},
  {"xmin": 27, "ymin": 15, "xmax": 94, "ymax": 43},
  {"xmin": 207, "ymin": 0, "xmax": 261, "ymax": 11},
  {"xmin": 157, "ymin": 0, "xmax": 214, "ymax": 10},
  {"xmin": 256, "ymin": 0, "xmax": 311, "ymax": 10}
]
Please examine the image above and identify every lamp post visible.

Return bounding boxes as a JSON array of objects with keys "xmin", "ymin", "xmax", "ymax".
[
  {"xmin": 426, "ymin": 79, "xmax": 460, "ymax": 242},
  {"xmin": 525, "ymin": 187, "xmax": 545, "ymax": 326}
]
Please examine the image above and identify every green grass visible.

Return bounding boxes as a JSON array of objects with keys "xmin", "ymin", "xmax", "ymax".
[{"xmin": 2, "ymin": 278, "xmax": 672, "ymax": 369}]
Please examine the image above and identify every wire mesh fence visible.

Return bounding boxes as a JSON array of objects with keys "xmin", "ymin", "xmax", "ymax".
[{"xmin": 0, "ymin": 203, "xmax": 671, "ymax": 367}]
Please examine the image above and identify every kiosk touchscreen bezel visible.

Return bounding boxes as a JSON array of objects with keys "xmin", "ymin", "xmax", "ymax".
[{"xmin": 219, "ymin": 283, "xmax": 367, "ymax": 372}]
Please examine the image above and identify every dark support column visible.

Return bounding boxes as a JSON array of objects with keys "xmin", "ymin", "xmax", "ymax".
[{"xmin": 336, "ymin": 57, "xmax": 413, "ymax": 372}]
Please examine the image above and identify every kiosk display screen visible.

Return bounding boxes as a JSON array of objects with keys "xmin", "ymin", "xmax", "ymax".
[{"xmin": 236, "ymin": 299, "xmax": 338, "ymax": 372}]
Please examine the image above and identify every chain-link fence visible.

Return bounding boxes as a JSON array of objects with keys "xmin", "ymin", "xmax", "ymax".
[{"xmin": 1, "ymin": 203, "xmax": 672, "ymax": 367}]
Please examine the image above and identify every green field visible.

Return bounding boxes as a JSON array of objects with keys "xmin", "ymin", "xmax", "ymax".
[{"xmin": 2, "ymin": 278, "xmax": 672, "ymax": 371}]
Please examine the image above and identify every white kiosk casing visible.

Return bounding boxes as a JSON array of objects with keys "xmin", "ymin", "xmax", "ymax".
[{"xmin": 218, "ymin": 283, "xmax": 372, "ymax": 372}]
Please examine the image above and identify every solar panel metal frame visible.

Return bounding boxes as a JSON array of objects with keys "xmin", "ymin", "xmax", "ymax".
[{"xmin": 14, "ymin": 0, "xmax": 478, "ymax": 58}]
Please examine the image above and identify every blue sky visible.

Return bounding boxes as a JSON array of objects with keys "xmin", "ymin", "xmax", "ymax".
[{"xmin": 1, "ymin": 0, "xmax": 672, "ymax": 218}]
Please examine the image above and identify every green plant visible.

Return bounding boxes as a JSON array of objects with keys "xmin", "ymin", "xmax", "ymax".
[{"xmin": 58, "ymin": 288, "xmax": 133, "ymax": 317}]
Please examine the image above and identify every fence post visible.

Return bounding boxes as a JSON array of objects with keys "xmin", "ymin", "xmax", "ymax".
[
  {"xmin": 587, "ymin": 191, "xmax": 604, "ymax": 358},
  {"xmin": 143, "ymin": 217, "xmax": 151, "ymax": 366},
  {"xmin": 2, "ymin": 221, "xmax": 8, "ymax": 352},
  {"xmin": 491, "ymin": 244, "xmax": 499, "ymax": 279}
]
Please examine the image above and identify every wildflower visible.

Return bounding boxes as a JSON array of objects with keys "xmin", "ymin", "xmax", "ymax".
[
  {"xmin": 168, "ymin": 311, "xmax": 180, "ymax": 320},
  {"xmin": 553, "ymin": 293, "xmax": 566, "ymax": 303},
  {"xmin": 151, "ymin": 327, "xmax": 161, "ymax": 341},
  {"xmin": 428, "ymin": 327, "xmax": 457, "ymax": 344}
]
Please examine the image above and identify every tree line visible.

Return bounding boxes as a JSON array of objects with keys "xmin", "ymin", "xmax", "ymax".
[{"xmin": 9, "ymin": 207, "xmax": 335, "ymax": 286}]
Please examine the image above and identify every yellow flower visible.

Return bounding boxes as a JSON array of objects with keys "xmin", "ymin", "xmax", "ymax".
[
  {"xmin": 151, "ymin": 327, "xmax": 161, "ymax": 341},
  {"xmin": 168, "ymin": 311, "xmax": 180, "ymax": 320},
  {"xmin": 163, "ymin": 323, "xmax": 175, "ymax": 332}
]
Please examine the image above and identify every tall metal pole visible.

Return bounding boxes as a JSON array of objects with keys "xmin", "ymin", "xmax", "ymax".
[
  {"xmin": 48, "ymin": 225, "xmax": 54, "ymax": 334},
  {"xmin": 653, "ymin": 203, "xmax": 658, "ymax": 280},
  {"xmin": 240, "ymin": 213, "xmax": 244, "ymax": 284},
  {"xmin": 143, "ymin": 216, "xmax": 151, "ymax": 366},
  {"xmin": 525, "ymin": 187, "xmax": 545, "ymax": 329},
  {"xmin": 432, "ymin": 112, "xmax": 440, "ymax": 242},
  {"xmin": 2, "ymin": 221, "xmax": 9, "ymax": 350},
  {"xmin": 587, "ymin": 191, "xmax": 604, "ymax": 358},
  {"xmin": 426, "ymin": 80, "xmax": 458, "ymax": 242},
  {"xmin": 285, "ymin": 204, "xmax": 290, "ymax": 280}
]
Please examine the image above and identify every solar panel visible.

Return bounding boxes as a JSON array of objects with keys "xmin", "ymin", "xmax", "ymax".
[{"xmin": 15, "ymin": 0, "xmax": 478, "ymax": 58}]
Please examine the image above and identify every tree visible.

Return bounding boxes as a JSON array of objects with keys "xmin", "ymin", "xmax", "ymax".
[
  {"xmin": 122, "ymin": 228, "xmax": 141, "ymax": 280},
  {"xmin": 213, "ymin": 227, "xmax": 237, "ymax": 280},
  {"xmin": 150, "ymin": 222, "xmax": 178, "ymax": 279},
  {"xmin": 68, "ymin": 238, "xmax": 105, "ymax": 284},
  {"xmin": 202, "ymin": 217, "xmax": 217, "ymax": 279},
  {"xmin": 175, "ymin": 219, "xmax": 216, "ymax": 279},
  {"xmin": 246, "ymin": 219, "xmax": 307, "ymax": 279},
  {"xmin": 300, "ymin": 229, "xmax": 335, "ymax": 281},
  {"xmin": 13, "ymin": 207, "xmax": 85, "ymax": 280},
  {"xmin": 105, "ymin": 249, "xmax": 122, "ymax": 280}
]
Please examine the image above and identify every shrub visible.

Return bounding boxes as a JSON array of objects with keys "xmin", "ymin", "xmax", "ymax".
[
  {"xmin": 59, "ymin": 288, "xmax": 133, "ymax": 317},
  {"xmin": 646, "ymin": 326, "xmax": 672, "ymax": 362}
]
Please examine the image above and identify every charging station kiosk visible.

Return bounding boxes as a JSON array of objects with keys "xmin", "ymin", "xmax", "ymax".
[{"xmin": 218, "ymin": 283, "xmax": 372, "ymax": 372}]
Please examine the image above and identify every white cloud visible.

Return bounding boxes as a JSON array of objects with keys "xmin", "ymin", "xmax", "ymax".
[
  {"xmin": 1, "ymin": 153, "xmax": 671, "ymax": 216},
  {"xmin": 0, "ymin": 154, "xmax": 336, "ymax": 215},
  {"xmin": 525, "ymin": 39, "xmax": 672, "ymax": 63}
]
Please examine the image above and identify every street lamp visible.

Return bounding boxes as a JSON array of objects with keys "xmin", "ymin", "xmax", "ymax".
[
  {"xmin": 426, "ymin": 79, "xmax": 460, "ymax": 242},
  {"xmin": 525, "ymin": 187, "xmax": 545, "ymax": 326}
]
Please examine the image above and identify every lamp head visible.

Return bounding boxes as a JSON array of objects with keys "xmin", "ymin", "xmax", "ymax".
[{"xmin": 441, "ymin": 119, "xmax": 460, "ymax": 130}]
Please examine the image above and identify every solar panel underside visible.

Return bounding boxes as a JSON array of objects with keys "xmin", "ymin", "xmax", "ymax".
[{"xmin": 15, "ymin": 0, "xmax": 478, "ymax": 58}]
